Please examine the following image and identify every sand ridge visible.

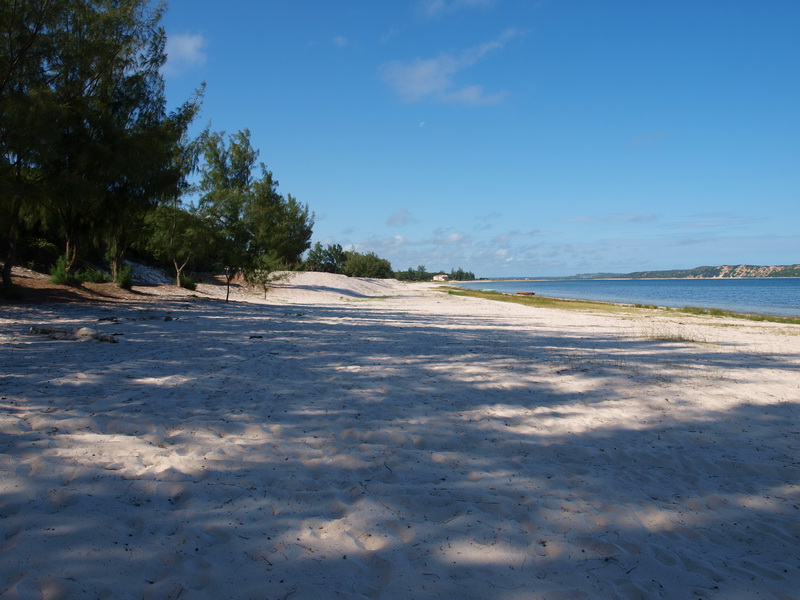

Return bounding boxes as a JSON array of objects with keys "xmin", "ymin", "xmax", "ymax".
[{"xmin": 1, "ymin": 271, "xmax": 799, "ymax": 599}]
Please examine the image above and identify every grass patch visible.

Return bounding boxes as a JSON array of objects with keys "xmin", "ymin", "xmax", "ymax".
[
  {"xmin": 444, "ymin": 288, "xmax": 800, "ymax": 325},
  {"xmin": 444, "ymin": 287, "xmax": 632, "ymax": 313},
  {"xmin": 674, "ymin": 306, "xmax": 800, "ymax": 325}
]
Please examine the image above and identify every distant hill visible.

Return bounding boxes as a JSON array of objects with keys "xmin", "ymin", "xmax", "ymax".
[{"xmin": 572, "ymin": 264, "xmax": 800, "ymax": 279}]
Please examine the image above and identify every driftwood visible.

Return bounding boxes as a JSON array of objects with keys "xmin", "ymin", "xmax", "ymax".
[{"xmin": 29, "ymin": 325, "xmax": 119, "ymax": 343}]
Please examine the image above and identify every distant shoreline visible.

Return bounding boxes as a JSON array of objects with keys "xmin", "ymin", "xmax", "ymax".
[
  {"xmin": 453, "ymin": 277, "xmax": 800, "ymax": 319},
  {"xmin": 476, "ymin": 276, "xmax": 800, "ymax": 282}
]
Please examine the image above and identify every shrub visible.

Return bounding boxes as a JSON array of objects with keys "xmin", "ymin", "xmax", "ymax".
[
  {"xmin": 50, "ymin": 256, "xmax": 76, "ymax": 285},
  {"xmin": 51, "ymin": 257, "xmax": 115, "ymax": 285},
  {"xmin": 179, "ymin": 273, "xmax": 197, "ymax": 291},
  {"xmin": 115, "ymin": 264, "xmax": 133, "ymax": 290},
  {"xmin": 78, "ymin": 267, "xmax": 110, "ymax": 283}
]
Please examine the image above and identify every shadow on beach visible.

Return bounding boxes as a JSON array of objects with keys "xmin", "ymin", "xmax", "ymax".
[{"xmin": 2, "ymin": 295, "xmax": 798, "ymax": 598}]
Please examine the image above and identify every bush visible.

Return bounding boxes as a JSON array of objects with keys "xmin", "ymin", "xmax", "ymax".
[
  {"xmin": 179, "ymin": 273, "xmax": 197, "ymax": 291},
  {"xmin": 50, "ymin": 256, "xmax": 76, "ymax": 285},
  {"xmin": 115, "ymin": 264, "xmax": 133, "ymax": 289},
  {"xmin": 342, "ymin": 251, "xmax": 393, "ymax": 278},
  {"xmin": 79, "ymin": 267, "xmax": 110, "ymax": 283},
  {"xmin": 50, "ymin": 257, "xmax": 113, "ymax": 285}
]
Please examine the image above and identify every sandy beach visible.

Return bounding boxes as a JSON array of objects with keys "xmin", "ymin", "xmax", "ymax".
[{"xmin": 2, "ymin": 271, "xmax": 798, "ymax": 599}]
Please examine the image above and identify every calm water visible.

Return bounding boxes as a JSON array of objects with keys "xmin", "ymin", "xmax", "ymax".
[{"xmin": 456, "ymin": 278, "xmax": 800, "ymax": 317}]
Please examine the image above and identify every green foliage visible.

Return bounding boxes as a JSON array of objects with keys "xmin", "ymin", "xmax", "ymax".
[
  {"xmin": 395, "ymin": 265, "xmax": 430, "ymax": 282},
  {"xmin": 1, "ymin": 0, "xmax": 202, "ymax": 285},
  {"xmin": 79, "ymin": 267, "xmax": 110, "ymax": 284},
  {"xmin": 178, "ymin": 273, "xmax": 197, "ymax": 291},
  {"xmin": 199, "ymin": 129, "xmax": 314, "ymax": 301},
  {"xmin": 449, "ymin": 267, "xmax": 475, "ymax": 281},
  {"xmin": 50, "ymin": 256, "xmax": 76, "ymax": 285},
  {"xmin": 395, "ymin": 265, "xmax": 475, "ymax": 281},
  {"xmin": 305, "ymin": 242, "xmax": 346, "ymax": 273},
  {"xmin": 115, "ymin": 264, "xmax": 133, "ymax": 290},
  {"xmin": 246, "ymin": 254, "xmax": 291, "ymax": 298},
  {"xmin": 2, "ymin": 4, "xmax": 314, "ymax": 296},
  {"xmin": 145, "ymin": 201, "xmax": 208, "ymax": 288},
  {"xmin": 342, "ymin": 251, "xmax": 393, "ymax": 279},
  {"xmin": 50, "ymin": 256, "xmax": 112, "ymax": 285}
]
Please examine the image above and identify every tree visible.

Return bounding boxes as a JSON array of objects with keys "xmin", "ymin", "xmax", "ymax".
[
  {"xmin": 246, "ymin": 167, "xmax": 313, "ymax": 267},
  {"xmin": 342, "ymin": 251, "xmax": 393, "ymax": 278},
  {"xmin": 145, "ymin": 201, "xmax": 207, "ymax": 288},
  {"xmin": 449, "ymin": 267, "xmax": 475, "ymax": 281},
  {"xmin": 1, "ymin": 0, "xmax": 59, "ymax": 287},
  {"xmin": 198, "ymin": 129, "xmax": 258, "ymax": 302},
  {"xmin": 141, "ymin": 105, "xmax": 205, "ymax": 288},
  {"xmin": 305, "ymin": 242, "xmax": 346, "ymax": 274},
  {"xmin": 1, "ymin": 0, "xmax": 198, "ymax": 287},
  {"xmin": 199, "ymin": 129, "xmax": 314, "ymax": 301}
]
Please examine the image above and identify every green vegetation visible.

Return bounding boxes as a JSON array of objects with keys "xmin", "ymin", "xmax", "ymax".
[
  {"xmin": 395, "ymin": 265, "xmax": 475, "ymax": 281},
  {"xmin": 445, "ymin": 288, "xmax": 800, "ymax": 325},
  {"xmin": 675, "ymin": 306, "xmax": 800, "ymax": 325},
  {"xmin": 1, "ymin": 1, "xmax": 313, "ymax": 298},
  {"xmin": 304, "ymin": 243, "xmax": 393, "ymax": 278},
  {"xmin": 445, "ymin": 288, "xmax": 625, "ymax": 312},
  {"xmin": 50, "ymin": 257, "xmax": 109, "ymax": 285}
]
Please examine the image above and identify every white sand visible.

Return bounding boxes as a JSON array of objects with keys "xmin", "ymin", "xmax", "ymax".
[{"xmin": 2, "ymin": 272, "xmax": 799, "ymax": 599}]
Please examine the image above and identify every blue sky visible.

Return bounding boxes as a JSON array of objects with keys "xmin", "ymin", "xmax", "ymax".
[{"xmin": 161, "ymin": 0, "xmax": 799, "ymax": 277}]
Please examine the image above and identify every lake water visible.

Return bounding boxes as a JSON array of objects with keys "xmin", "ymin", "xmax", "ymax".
[{"xmin": 455, "ymin": 278, "xmax": 800, "ymax": 317}]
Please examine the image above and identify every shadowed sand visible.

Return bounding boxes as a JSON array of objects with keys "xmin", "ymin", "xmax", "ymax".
[{"xmin": 2, "ymin": 271, "xmax": 799, "ymax": 599}]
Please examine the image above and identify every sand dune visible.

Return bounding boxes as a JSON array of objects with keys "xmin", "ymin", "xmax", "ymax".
[{"xmin": 2, "ymin": 272, "xmax": 798, "ymax": 599}]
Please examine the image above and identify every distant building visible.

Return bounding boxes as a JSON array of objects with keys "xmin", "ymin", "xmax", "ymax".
[{"xmin": 432, "ymin": 274, "xmax": 450, "ymax": 282}]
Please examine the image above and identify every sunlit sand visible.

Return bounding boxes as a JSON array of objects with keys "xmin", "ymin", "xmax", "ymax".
[{"xmin": 2, "ymin": 272, "xmax": 798, "ymax": 599}]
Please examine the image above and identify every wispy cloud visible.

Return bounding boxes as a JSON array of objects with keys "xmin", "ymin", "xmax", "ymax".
[
  {"xmin": 418, "ymin": 0, "xmax": 497, "ymax": 18},
  {"xmin": 673, "ymin": 212, "xmax": 759, "ymax": 230},
  {"xmin": 379, "ymin": 29, "xmax": 521, "ymax": 105},
  {"xmin": 164, "ymin": 33, "xmax": 207, "ymax": 77},
  {"xmin": 333, "ymin": 35, "xmax": 351, "ymax": 47},
  {"xmin": 387, "ymin": 208, "xmax": 420, "ymax": 226},
  {"xmin": 563, "ymin": 212, "xmax": 659, "ymax": 224}
]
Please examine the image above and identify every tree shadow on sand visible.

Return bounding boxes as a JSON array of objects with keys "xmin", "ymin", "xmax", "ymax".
[{"xmin": 2, "ymin": 297, "xmax": 798, "ymax": 599}]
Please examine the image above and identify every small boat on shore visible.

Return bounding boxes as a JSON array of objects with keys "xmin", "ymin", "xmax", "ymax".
[{"xmin": 516, "ymin": 291, "xmax": 536, "ymax": 296}]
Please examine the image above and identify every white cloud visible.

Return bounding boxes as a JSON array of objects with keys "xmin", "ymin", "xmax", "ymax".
[
  {"xmin": 164, "ymin": 33, "xmax": 207, "ymax": 76},
  {"xmin": 387, "ymin": 208, "xmax": 419, "ymax": 226},
  {"xmin": 379, "ymin": 29, "xmax": 520, "ymax": 105},
  {"xmin": 333, "ymin": 35, "xmax": 350, "ymax": 47},
  {"xmin": 418, "ymin": 0, "xmax": 497, "ymax": 18}
]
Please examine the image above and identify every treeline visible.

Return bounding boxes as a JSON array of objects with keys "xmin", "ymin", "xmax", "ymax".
[
  {"xmin": 0, "ymin": 0, "xmax": 312, "ymax": 300},
  {"xmin": 305, "ymin": 244, "xmax": 475, "ymax": 281},
  {"xmin": 305, "ymin": 243, "xmax": 393, "ymax": 279},
  {"xmin": 395, "ymin": 265, "xmax": 475, "ymax": 281}
]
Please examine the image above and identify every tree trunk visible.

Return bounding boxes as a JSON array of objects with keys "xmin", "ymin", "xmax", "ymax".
[
  {"xmin": 174, "ymin": 260, "xmax": 182, "ymax": 288},
  {"xmin": 65, "ymin": 234, "xmax": 78, "ymax": 274},
  {"xmin": 173, "ymin": 254, "xmax": 191, "ymax": 288},
  {"xmin": 2, "ymin": 173, "xmax": 23, "ymax": 288},
  {"xmin": 2, "ymin": 207, "xmax": 19, "ymax": 287}
]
